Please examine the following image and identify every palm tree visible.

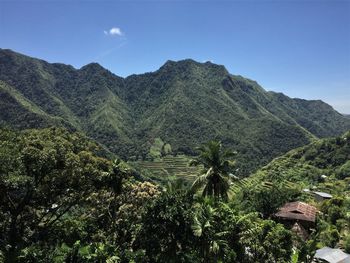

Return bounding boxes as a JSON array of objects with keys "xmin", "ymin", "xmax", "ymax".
[
  {"xmin": 191, "ymin": 199, "xmax": 229, "ymax": 262},
  {"xmin": 190, "ymin": 140, "xmax": 237, "ymax": 201}
]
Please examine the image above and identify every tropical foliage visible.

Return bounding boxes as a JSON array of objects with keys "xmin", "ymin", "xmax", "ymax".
[
  {"xmin": 0, "ymin": 128, "xmax": 302, "ymax": 262},
  {"xmin": 1, "ymin": 49, "xmax": 350, "ymax": 176},
  {"xmin": 190, "ymin": 141, "xmax": 236, "ymax": 200},
  {"xmin": 0, "ymin": 70, "xmax": 349, "ymax": 262},
  {"xmin": 244, "ymin": 130, "xmax": 350, "ymax": 255}
]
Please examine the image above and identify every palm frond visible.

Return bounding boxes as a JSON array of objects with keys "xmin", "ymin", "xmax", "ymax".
[
  {"xmin": 189, "ymin": 170, "xmax": 210, "ymax": 195},
  {"xmin": 192, "ymin": 216, "xmax": 203, "ymax": 237}
]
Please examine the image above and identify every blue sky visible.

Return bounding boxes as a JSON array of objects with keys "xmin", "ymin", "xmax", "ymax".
[{"xmin": 1, "ymin": 1, "xmax": 349, "ymax": 113}]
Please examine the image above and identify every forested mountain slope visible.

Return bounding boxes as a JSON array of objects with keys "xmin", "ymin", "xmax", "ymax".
[
  {"xmin": 251, "ymin": 130, "xmax": 350, "ymax": 185},
  {"xmin": 1, "ymin": 49, "xmax": 350, "ymax": 175},
  {"xmin": 235, "ymin": 131, "xmax": 350, "ymax": 254}
]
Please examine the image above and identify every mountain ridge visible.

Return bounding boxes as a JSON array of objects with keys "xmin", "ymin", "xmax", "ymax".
[{"xmin": 1, "ymin": 48, "xmax": 349, "ymax": 175}]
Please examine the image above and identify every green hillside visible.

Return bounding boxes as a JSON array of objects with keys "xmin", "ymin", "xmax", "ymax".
[
  {"xmin": 130, "ymin": 155, "xmax": 202, "ymax": 184},
  {"xmin": 252, "ymin": 130, "xmax": 350, "ymax": 186},
  {"xmin": 1, "ymin": 49, "xmax": 350, "ymax": 175},
  {"xmin": 0, "ymin": 81, "xmax": 72, "ymax": 129},
  {"xmin": 237, "ymin": 130, "xmax": 350, "ymax": 204},
  {"xmin": 1, "ymin": 127, "xmax": 349, "ymax": 262},
  {"xmin": 232, "ymin": 131, "xmax": 350, "ymax": 252}
]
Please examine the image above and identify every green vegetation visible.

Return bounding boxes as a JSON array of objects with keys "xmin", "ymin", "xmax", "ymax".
[
  {"xmin": 190, "ymin": 140, "xmax": 236, "ymax": 200},
  {"xmin": 1, "ymin": 49, "xmax": 350, "ymax": 176},
  {"xmin": 0, "ymin": 128, "xmax": 112, "ymax": 261},
  {"xmin": 130, "ymin": 155, "xmax": 202, "ymax": 184},
  {"xmin": 242, "ymin": 130, "xmax": 350, "ymax": 251},
  {"xmin": 1, "ymin": 48, "xmax": 350, "ymax": 262},
  {"xmin": 148, "ymin": 137, "xmax": 172, "ymax": 159},
  {"xmin": 0, "ymin": 127, "xmax": 349, "ymax": 262},
  {"xmin": 253, "ymin": 130, "xmax": 350, "ymax": 185}
]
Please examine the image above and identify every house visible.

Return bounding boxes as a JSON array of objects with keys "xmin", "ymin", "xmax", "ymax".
[
  {"xmin": 321, "ymin": 174, "xmax": 328, "ymax": 180},
  {"xmin": 313, "ymin": 247, "xmax": 350, "ymax": 263},
  {"xmin": 275, "ymin": 201, "xmax": 317, "ymax": 229},
  {"xmin": 313, "ymin": 191, "xmax": 333, "ymax": 202},
  {"xmin": 291, "ymin": 222, "xmax": 309, "ymax": 240}
]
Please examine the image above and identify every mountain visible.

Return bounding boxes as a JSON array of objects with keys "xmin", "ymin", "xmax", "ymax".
[
  {"xmin": 251, "ymin": 130, "xmax": 350, "ymax": 184},
  {"xmin": 1, "ymin": 49, "xmax": 350, "ymax": 175},
  {"xmin": 238, "ymin": 130, "xmax": 350, "ymax": 251}
]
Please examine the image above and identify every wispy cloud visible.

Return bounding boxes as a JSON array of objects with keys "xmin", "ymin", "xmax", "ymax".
[
  {"xmin": 104, "ymin": 27, "xmax": 123, "ymax": 36},
  {"xmin": 94, "ymin": 41, "xmax": 128, "ymax": 60}
]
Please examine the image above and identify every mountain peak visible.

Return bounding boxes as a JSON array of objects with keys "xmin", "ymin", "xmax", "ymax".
[
  {"xmin": 160, "ymin": 58, "xmax": 228, "ymax": 75},
  {"xmin": 163, "ymin": 58, "xmax": 197, "ymax": 65},
  {"xmin": 1, "ymin": 49, "xmax": 350, "ymax": 177},
  {"xmin": 80, "ymin": 62, "xmax": 106, "ymax": 71},
  {"xmin": 0, "ymin": 48, "xmax": 14, "ymax": 54}
]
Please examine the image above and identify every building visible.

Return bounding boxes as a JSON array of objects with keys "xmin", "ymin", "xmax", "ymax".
[
  {"xmin": 275, "ymin": 201, "xmax": 317, "ymax": 230},
  {"xmin": 291, "ymin": 222, "xmax": 309, "ymax": 240},
  {"xmin": 313, "ymin": 247, "xmax": 350, "ymax": 263},
  {"xmin": 313, "ymin": 191, "xmax": 333, "ymax": 202}
]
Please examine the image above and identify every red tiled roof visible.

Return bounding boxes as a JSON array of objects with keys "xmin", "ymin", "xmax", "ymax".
[{"xmin": 275, "ymin": 201, "xmax": 317, "ymax": 222}]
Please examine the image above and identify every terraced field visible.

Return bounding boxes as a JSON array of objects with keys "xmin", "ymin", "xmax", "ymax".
[{"xmin": 130, "ymin": 155, "xmax": 203, "ymax": 184}]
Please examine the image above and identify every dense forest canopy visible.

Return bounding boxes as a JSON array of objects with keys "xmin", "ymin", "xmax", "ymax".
[
  {"xmin": 1, "ymin": 49, "xmax": 350, "ymax": 176},
  {"xmin": 235, "ymin": 131, "xmax": 350, "ymax": 257},
  {"xmin": 0, "ymin": 128, "xmax": 349, "ymax": 262},
  {"xmin": 0, "ymin": 47, "xmax": 349, "ymax": 263},
  {"xmin": 1, "ymin": 0, "xmax": 349, "ymax": 261}
]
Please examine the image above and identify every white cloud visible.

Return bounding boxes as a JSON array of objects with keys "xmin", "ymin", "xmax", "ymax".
[{"xmin": 104, "ymin": 27, "xmax": 123, "ymax": 36}]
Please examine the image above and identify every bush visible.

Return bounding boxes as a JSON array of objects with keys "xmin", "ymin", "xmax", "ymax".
[
  {"xmin": 336, "ymin": 160, "xmax": 350, "ymax": 180},
  {"xmin": 344, "ymin": 235, "xmax": 350, "ymax": 254}
]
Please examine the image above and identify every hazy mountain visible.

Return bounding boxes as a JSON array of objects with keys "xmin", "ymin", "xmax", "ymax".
[{"xmin": 1, "ymin": 49, "xmax": 350, "ymax": 175}]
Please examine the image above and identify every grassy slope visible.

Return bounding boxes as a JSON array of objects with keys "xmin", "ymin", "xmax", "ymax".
[
  {"xmin": 249, "ymin": 130, "xmax": 350, "ymax": 190},
  {"xmin": 130, "ymin": 155, "xmax": 202, "ymax": 185},
  {"xmin": 241, "ymin": 131, "xmax": 350, "ymax": 247},
  {"xmin": 0, "ymin": 49, "xmax": 133, "ymax": 156},
  {"xmin": 0, "ymin": 80, "xmax": 73, "ymax": 129},
  {"xmin": 1, "ymin": 49, "xmax": 350, "ymax": 175},
  {"xmin": 124, "ymin": 60, "xmax": 340, "ymax": 174}
]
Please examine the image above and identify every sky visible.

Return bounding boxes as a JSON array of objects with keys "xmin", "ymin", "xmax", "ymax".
[{"xmin": 0, "ymin": 0, "xmax": 350, "ymax": 113}]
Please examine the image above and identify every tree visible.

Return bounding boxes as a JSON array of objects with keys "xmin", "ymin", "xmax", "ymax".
[
  {"xmin": 134, "ymin": 192, "xmax": 195, "ymax": 263},
  {"xmin": 240, "ymin": 219, "xmax": 293, "ymax": 263},
  {"xmin": 242, "ymin": 180, "xmax": 300, "ymax": 218},
  {"xmin": 336, "ymin": 160, "xmax": 350, "ymax": 179},
  {"xmin": 104, "ymin": 158, "xmax": 131, "ymax": 244},
  {"xmin": 190, "ymin": 141, "xmax": 236, "ymax": 200},
  {"xmin": 114, "ymin": 181, "xmax": 160, "ymax": 255},
  {"xmin": 344, "ymin": 235, "xmax": 350, "ymax": 254},
  {"xmin": 191, "ymin": 199, "xmax": 230, "ymax": 263},
  {"xmin": 0, "ymin": 128, "xmax": 111, "ymax": 262}
]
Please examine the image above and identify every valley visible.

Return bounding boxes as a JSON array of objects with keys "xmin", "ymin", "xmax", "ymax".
[
  {"xmin": 0, "ymin": 50, "xmax": 349, "ymax": 263},
  {"xmin": 1, "ymin": 49, "xmax": 350, "ymax": 176}
]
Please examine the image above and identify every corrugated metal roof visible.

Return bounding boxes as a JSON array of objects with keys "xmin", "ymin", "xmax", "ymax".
[
  {"xmin": 314, "ymin": 247, "xmax": 350, "ymax": 263},
  {"xmin": 313, "ymin": 191, "xmax": 333, "ymax": 198}
]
